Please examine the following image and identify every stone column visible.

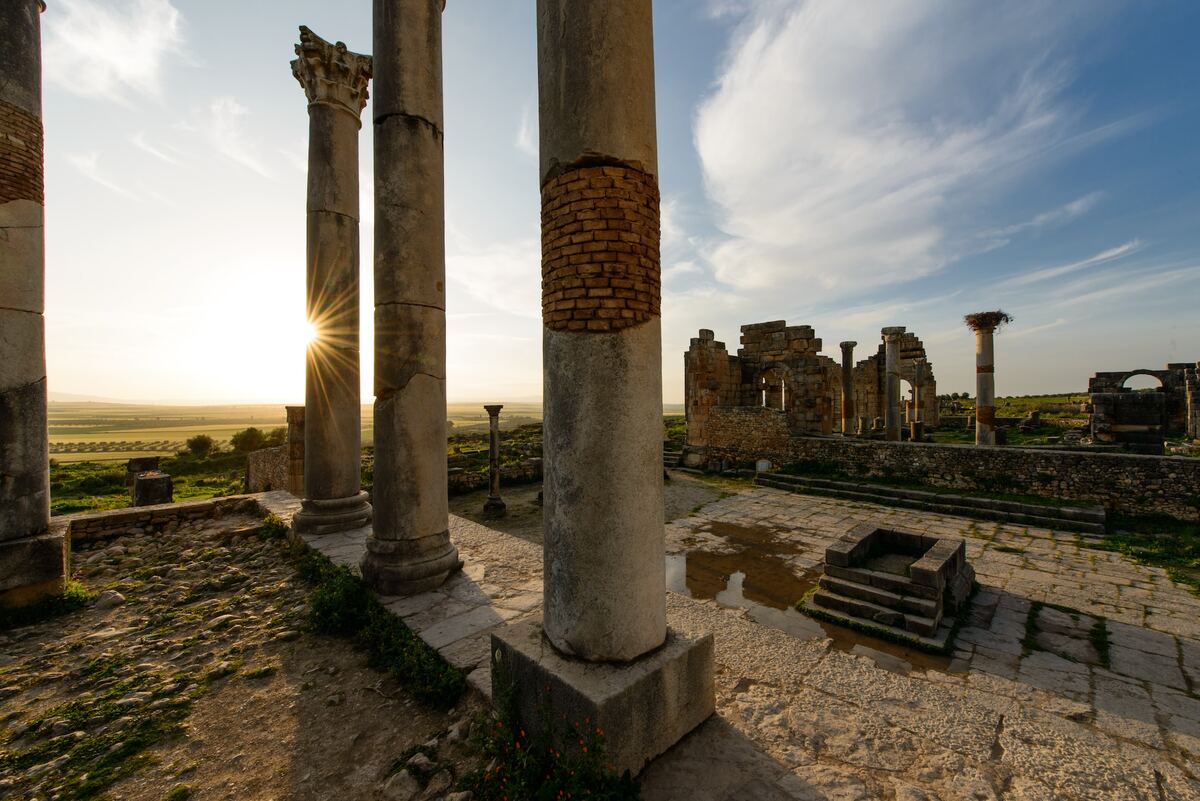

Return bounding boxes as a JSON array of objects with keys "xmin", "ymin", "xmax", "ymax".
[
  {"xmin": 362, "ymin": 0, "xmax": 461, "ymax": 594},
  {"xmin": 839, "ymin": 341, "xmax": 856, "ymax": 436},
  {"xmin": 290, "ymin": 27, "xmax": 373, "ymax": 536},
  {"xmin": 969, "ymin": 319, "xmax": 997, "ymax": 446},
  {"xmin": 0, "ymin": 0, "xmax": 65, "ymax": 608},
  {"xmin": 285, "ymin": 405, "xmax": 305, "ymax": 496},
  {"xmin": 882, "ymin": 327, "xmax": 906, "ymax": 442},
  {"xmin": 912, "ymin": 358, "xmax": 925, "ymax": 422},
  {"xmin": 491, "ymin": 0, "xmax": 713, "ymax": 777},
  {"xmin": 483, "ymin": 404, "xmax": 505, "ymax": 516}
]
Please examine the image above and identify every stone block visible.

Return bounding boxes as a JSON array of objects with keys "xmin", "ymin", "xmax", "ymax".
[
  {"xmin": 490, "ymin": 619, "xmax": 714, "ymax": 777},
  {"xmin": 133, "ymin": 472, "xmax": 173, "ymax": 507},
  {"xmin": 0, "ymin": 527, "xmax": 67, "ymax": 606}
]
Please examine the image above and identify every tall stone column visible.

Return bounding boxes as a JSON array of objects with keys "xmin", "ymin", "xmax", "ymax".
[
  {"xmin": 0, "ymin": 0, "xmax": 65, "ymax": 608},
  {"xmin": 965, "ymin": 312, "xmax": 1009, "ymax": 447},
  {"xmin": 362, "ymin": 0, "xmax": 460, "ymax": 594},
  {"xmin": 492, "ymin": 0, "xmax": 713, "ymax": 777},
  {"xmin": 290, "ymin": 27, "xmax": 373, "ymax": 536},
  {"xmin": 839, "ymin": 341, "xmax": 856, "ymax": 436},
  {"xmin": 483, "ymin": 404, "xmax": 505, "ymax": 516},
  {"xmin": 882, "ymin": 327, "xmax": 905, "ymax": 442},
  {"xmin": 912, "ymin": 358, "xmax": 925, "ymax": 422},
  {"xmin": 285, "ymin": 405, "xmax": 305, "ymax": 496}
]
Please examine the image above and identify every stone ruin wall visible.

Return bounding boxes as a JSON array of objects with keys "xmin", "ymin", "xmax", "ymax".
[
  {"xmin": 1087, "ymin": 364, "xmax": 1199, "ymax": 447},
  {"xmin": 246, "ymin": 446, "xmax": 288, "ymax": 493},
  {"xmin": 706, "ymin": 435, "xmax": 1200, "ymax": 521},
  {"xmin": 686, "ymin": 321, "xmax": 938, "ymax": 446}
]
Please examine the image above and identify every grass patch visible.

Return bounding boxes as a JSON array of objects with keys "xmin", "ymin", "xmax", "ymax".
[
  {"xmin": 290, "ymin": 547, "xmax": 464, "ymax": 707},
  {"xmin": 0, "ymin": 580, "xmax": 92, "ymax": 632},
  {"xmin": 162, "ymin": 786, "xmax": 191, "ymax": 801},
  {"xmin": 1087, "ymin": 515, "xmax": 1200, "ymax": 596}
]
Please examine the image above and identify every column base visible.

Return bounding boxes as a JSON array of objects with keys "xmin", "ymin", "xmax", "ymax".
[
  {"xmin": 490, "ymin": 620, "xmax": 715, "ymax": 778},
  {"xmin": 360, "ymin": 533, "xmax": 461, "ymax": 596},
  {"xmin": 0, "ymin": 528, "xmax": 68, "ymax": 609},
  {"xmin": 483, "ymin": 496, "xmax": 507, "ymax": 516},
  {"xmin": 292, "ymin": 492, "xmax": 372, "ymax": 536}
]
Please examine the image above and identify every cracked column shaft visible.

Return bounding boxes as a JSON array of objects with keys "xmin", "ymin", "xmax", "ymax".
[
  {"xmin": 290, "ymin": 26, "xmax": 374, "ymax": 536},
  {"xmin": 539, "ymin": 0, "xmax": 665, "ymax": 662},
  {"xmin": 973, "ymin": 326, "xmax": 997, "ymax": 446},
  {"xmin": 0, "ymin": 0, "xmax": 65, "ymax": 606},
  {"xmin": 839, "ymin": 341, "xmax": 856, "ymax": 436},
  {"xmin": 362, "ymin": 0, "xmax": 460, "ymax": 594},
  {"xmin": 882, "ymin": 327, "xmax": 906, "ymax": 443}
]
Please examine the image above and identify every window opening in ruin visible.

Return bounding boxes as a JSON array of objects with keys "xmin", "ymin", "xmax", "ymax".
[{"xmin": 1123, "ymin": 373, "xmax": 1164, "ymax": 392}]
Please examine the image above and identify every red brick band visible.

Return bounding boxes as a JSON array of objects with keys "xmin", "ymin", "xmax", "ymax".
[
  {"xmin": 541, "ymin": 165, "xmax": 660, "ymax": 333},
  {"xmin": 0, "ymin": 100, "xmax": 43, "ymax": 205},
  {"xmin": 976, "ymin": 407, "xmax": 996, "ymax": 425},
  {"xmin": 976, "ymin": 365, "xmax": 994, "ymax": 374}
]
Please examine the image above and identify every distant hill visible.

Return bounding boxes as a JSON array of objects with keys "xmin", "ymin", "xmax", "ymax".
[{"xmin": 48, "ymin": 391, "xmax": 135, "ymax": 403}]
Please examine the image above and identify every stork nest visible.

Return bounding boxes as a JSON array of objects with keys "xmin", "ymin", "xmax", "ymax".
[{"xmin": 964, "ymin": 310, "xmax": 1013, "ymax": 331}]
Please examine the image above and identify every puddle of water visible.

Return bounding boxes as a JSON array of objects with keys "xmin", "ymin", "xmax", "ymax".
[{"xmin": 669, "ymin": 520, "xmax": 952, "ymax": 675}]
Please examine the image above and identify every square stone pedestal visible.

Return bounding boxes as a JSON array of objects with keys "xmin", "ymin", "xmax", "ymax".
[
  {"xmin": 491, "ymin": 620, "xmax": 714, "ymax": 777},
  {"xmin": 0, "ymin": 525, "xmax": 68, "ymax": 608}
]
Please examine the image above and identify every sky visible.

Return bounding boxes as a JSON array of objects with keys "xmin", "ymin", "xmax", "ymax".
[{"xmin": 38, "ymin": 0, "xmax": 1200, "ymax": 404}]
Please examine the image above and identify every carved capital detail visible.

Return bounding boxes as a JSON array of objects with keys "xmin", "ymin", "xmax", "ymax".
[{"xmin": 291, "ymin": 26, "xmax": 372, "ymax": 118}]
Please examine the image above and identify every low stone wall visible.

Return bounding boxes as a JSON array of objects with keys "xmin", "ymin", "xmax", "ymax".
[
  {"xmin": 703, "ymin": 434, "xmax": 1200, "ymax": 521},
  {"xmin": 247, "ymin": 446, "xmax": 288, "ymax": 492},
  {"xmin": 704, "ymin": 407, "xmax": 791, "ymax": 458},
  {"xmin": 64, "ymin": 496, "xmax": 261, "ymax": 543},
  {"xmin": 448, "ymin": 461, "xmax": 543, "ymax": 495}
]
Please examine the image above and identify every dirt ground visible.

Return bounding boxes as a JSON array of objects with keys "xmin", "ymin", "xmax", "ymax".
[{"xmin": 0, "ymin": 510, "xmax": 480, "ymax": 801}]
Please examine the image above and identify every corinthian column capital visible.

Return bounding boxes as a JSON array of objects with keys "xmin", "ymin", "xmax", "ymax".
[{"xmin": 291, "ymin": 26, "xmax": 372, "ymax": 118}]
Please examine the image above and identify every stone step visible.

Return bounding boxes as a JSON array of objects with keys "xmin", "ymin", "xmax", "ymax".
[
  {"xmin": 809, "ymin": 587, "xmax": 940, "ymax": 638},
  {"xmin": 798, "ymin": 596, "xmax": 954, "ymax": 652},
  {"xmin": 818, "ymin": 575, "xmax": 939, "ymax": 619},
  {"xmin": 753, "ymin": 474, "xmax": 1107, "ymax": 535}
]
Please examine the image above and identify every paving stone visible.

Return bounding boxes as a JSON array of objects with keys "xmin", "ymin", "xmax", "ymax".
[
  {"xmin": 1108, "ymin": 644, "xmax": 1188, "ymax": 690},
  {"xmin": 1108, "ymin": 619, "xmax": 1178, "ymax": 657},
  {"xmin": 1033, "ymin": 630, "xmax": 1100, "ymax": 665},
  {"xmin": 1093, "ymin": 671, "xmax": 1161, "ymax": 747}
]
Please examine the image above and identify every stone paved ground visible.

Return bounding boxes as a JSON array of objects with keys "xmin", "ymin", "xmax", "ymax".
[
  {"xmin": 289, "ymin": 475, "xmax": 1200, "ymax": 800},
  {"xmin": 0, "ymin": 506, "xmax": 477, "ymax": 801}
]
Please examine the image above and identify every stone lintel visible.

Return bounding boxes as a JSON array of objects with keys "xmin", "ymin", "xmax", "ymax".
[
  {"xmin": 0, "ymin": 527, "xmax": 66, "ymax": 605},
  {"xmin": 491, "ymin": 619, "xmax": 714, "ymax": 777}
]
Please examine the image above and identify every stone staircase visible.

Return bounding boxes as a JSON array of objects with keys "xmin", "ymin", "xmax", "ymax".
[
  {"xmin": 663, "ymin": 448, "xmax": 683, "ymax": 468},
  {"xmin": 751, "ymin": 472, "xmax": 1108, "ymax": 535}
]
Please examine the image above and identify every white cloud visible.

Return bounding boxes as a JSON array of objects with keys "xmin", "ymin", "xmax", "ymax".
[
  {"xmin": 980, "ymin": 191, "xmax": 1105, "ymax": 243},
  {"xmin": 515, "ymin": 104, "xmax": 537, "ymax": 158},
  {"xmin": 694, "ymin": 0, "xmax": 1120, "ymax": 296},
  {"xmin": 65, "ymin": 152, "xmax": 139, "ymax": 199},
  {"xmin": 205, "ymin": 97, "xmax": 271, "ymax": 178},
  {"xmin": 447, "ymin": 234, "xmax": 541, "ymax": 318},
  {"xmin": 131, "ymin": 132, "xmax": 182, "ymax": 165},
  {"xmin": 1007, "ymin": 318, "xmax": 1068, "ymax": 339},
  {"xmin": 999, "ymin": 240, "xmax": 1141, "ymax": 288},
  {"xmin": 45, "ymin": 0, "xmax": 183, "ymax": 103}
]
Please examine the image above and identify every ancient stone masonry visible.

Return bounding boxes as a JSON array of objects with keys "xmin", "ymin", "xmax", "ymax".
[
  {"xmin": 483, "ymin": 404, "xmax": 505, "ymax": 516},
  {"xmin": 685, "ymin": 321, "xmax": 938, "ymax": 455},
  {"xmin": 0, "ymin": 0, "xmax": 67, "ymax": 608},
  {"xmin": 492, "ymin": 0, "xmax": 713, "ymax": 777},
  {"xmin": 363, "ymin": 0, "xmax": 461, "ymax": 595},
  {"xmin": 289, "ymin": 26, "xmax": 373, "ymax": 537},
  {"xmin": 1088, "ymin": 362, "xmax": 1199, "ymax": 453}
]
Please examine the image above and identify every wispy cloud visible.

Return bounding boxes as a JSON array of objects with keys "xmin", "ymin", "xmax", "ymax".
[
  {"xmin": 1007, "ymin": 318, "xmax": 1069, "ymax": 339},
  {"xmin": 1000, "ymin": 240, "xmax": 1142, "ymax": 288},
  {"xmin": 66, "ymin": 152, "xmax": 139, "ymax": 199},
  {"xmin": 44, "ymin": 0, "xmax": 183, "ymax": 104},
  {"xmin": 981, "ymin": 191, "xmax": 1105, "ymax": 243},
  {"xmin": 694, "ymin": 1, "xmax": 1124, "ymax": 296},
  {"xmin": 131, "ymin": 132, "xmax": 182, "ymax": 165},
  {"xmin": 447, "ymin": 233, "xmax": 540, "ymax": 317},
  {"xmin": 205, "ymin": 97, "xmax": 271, "ymax": 178},
  {"xmin": 515, "ymin": 104, "xmax": 537, "ymax": 158}
]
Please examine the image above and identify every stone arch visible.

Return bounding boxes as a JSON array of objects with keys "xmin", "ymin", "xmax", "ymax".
[{"xmin": 1120, "ymin": 371, "xmax": 1166, "ymax": 391}]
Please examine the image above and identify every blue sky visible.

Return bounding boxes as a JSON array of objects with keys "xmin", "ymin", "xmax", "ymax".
[{"xmin": 39, "ymin": 0, "xmax": 1199, "ymax": 403}]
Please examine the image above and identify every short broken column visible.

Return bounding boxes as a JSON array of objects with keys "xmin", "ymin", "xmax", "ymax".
[
  {"xmin": 965, "ymin": 311, "xmax": 1010, "ymax": 447},
  {"xmin": 362, "ymin": 0, "xmax": 461, "ymax": 594},
  {"xmin": 839, "ymin": 341, "xmax": 856, "ymax": 435},
  {"xmin": 0, "ymin": 0, "xmax": 66, "ymax": 608},
  {"xmin": 483, "ymin": 404, "xmax": 505, "ymax": 516},
  {"xmin": 882, "ymin": 326, "xmax": 906, "ymax": 442},
  {"xmin": 289, "ymin": 27, "xmax": 374, "ymax": 535},
  {"xmin": 491, "ymin": 0, "xmax": 713, "ymax": 777},
  {"xmin": 285, "ymin": 405, "xmax": 305, "ymax": 496}
]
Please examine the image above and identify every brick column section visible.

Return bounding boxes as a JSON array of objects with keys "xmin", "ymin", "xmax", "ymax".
[
  {"xmin": 538, "ymin": 0, "xmax": 666, "ymax": 662},
  {"xmin": 970, "ymin": 322, "xmax": 997, "ymax": 446},
  {"xmin": 483, "ymin": 405, "xmax": 505, "ymax": 515},
  {"xmin": 0, "ymin": 0, "xmax": 66, "ymax": 608},
  {"xmin": 882, "ymin": 327, "xmax": 906, "ymax": 442},
  {"xmin": 290, "ymin": 27, "xmax": 374, "ymax": 535},
  {"xmin": 839, "ymin": 341, "xmax": 856, "ymax": 436},
  {"xmin": 285, "ymin": 405, "xmax": 305, "ymax": 496},
  {"xmin": 362, "ymin": 0, "xmax": 461, "ymax": 595}
]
